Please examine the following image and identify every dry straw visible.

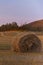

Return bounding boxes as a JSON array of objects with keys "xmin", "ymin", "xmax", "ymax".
[{"xmin": 12, "ymin": 32, "xmax": 41, "ymax": 53}]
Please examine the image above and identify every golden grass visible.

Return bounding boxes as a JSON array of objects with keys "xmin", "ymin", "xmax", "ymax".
[
  {"xmin": 0, "ymin": 31, "xmax": 43, "ymax": 65},
  {"xmin": 0, "ymin": 51, "xmax": 43, "ymax": 65}
]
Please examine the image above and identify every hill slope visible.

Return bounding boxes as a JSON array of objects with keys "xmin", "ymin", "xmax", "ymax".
[
  {"xmin": 28, "ymin": 20, "xmax": 43, "ymax": 27},
  {"xmin": 20, "ymin": 20, "xmax": 43, "ymax": 31}
]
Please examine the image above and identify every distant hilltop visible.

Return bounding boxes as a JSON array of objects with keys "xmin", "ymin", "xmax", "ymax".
[
  {"xmin": 19, "ymin": 19, "xmax": 43, "ymax": 31},
  {"xmin": 27, "ymin": 20, "xmax": 43, "ymax": 27}
]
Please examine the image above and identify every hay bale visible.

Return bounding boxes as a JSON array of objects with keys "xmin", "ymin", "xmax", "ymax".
[
  {"xmin": 19, "ymin": 34, "xmax": 41, "ymax": 52},
  {"xmin": 12, "ymin": 33, "xmax": 41, "ymax": 52}
]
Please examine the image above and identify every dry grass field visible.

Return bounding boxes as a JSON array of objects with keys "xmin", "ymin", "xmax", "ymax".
[{"xmin": 0, "ymin": 31, "xmax": 43, "ymax": 65}]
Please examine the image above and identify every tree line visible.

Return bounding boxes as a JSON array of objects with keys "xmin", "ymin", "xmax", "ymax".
[
  {"xmin": 0, "ymin": 22, "xmax": 19, "ymax": 31},
  {"xmin": 0, "ymin": 22, "xmax": 43, "ymax": 32}
]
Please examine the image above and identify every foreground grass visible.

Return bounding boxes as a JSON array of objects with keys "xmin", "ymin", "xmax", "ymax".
[
  {"xmin": 0, "ymin": 51, "xmax": 43, "ymax": 65},
  {"xmin": 0, "ymin": 31, "xmax": 42, "ymax": 65}
]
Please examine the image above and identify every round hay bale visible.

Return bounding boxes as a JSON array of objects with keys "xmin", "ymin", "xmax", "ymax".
[
  {"xmin": 19, "ymin": 34, "xmax": 41, "ymax": 52},
  {"xmin": 12, "ymin": 33, "xmax": 41, "ymax": 52}
]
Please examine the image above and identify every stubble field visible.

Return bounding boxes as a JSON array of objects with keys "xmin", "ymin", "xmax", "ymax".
[{"xmin": 0, "ymin": 31, "xmax": 43, "ymax": 65}]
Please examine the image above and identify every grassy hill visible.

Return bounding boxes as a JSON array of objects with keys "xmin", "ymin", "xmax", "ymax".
[{"xmin": 19, "ymin": 20, "xmax": 43, "ymax": 31}]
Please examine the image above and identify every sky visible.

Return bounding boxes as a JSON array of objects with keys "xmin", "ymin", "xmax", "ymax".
[{"xmin": 0, "ymin": 0, "xmax": 43, "ymax": 26}]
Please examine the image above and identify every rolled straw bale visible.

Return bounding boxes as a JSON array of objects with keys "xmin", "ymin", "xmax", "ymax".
[{"xmin": 12, "ymin": 33, "xmax": 41, "ymax": 52}]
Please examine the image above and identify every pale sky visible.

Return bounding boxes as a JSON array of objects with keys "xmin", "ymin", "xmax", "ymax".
[{"xmin": 0, "ymin": 0, "xmax": 43, "ymax": 26}]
